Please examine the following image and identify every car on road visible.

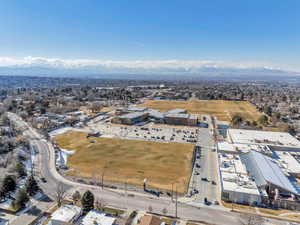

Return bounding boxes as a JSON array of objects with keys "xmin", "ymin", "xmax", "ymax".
[
  {"xmin": 201, "ymin": 177, "xmax": 209, "ymax": 182},
  {"xmin": 40, "ymin": 177, "xmax": 47, "ymax": 183},
  {"xmin": 214, "ymin": 200, "xmax": 219, "ymax": 205},
  {"xmin": 195, "ymin": 163, "xmax": 201, "ymax": 168},
  {"xmin": 194, "ymin": 171, "xmax": 200, "ymax": 175},
  {"xmin": 204, "ymin": 197, "xmax": 209, "ymax": 205}
]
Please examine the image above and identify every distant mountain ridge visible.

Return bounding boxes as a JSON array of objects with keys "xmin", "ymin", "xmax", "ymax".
[
  {"xmin": 0, "ymin": 64, "xmax": 297, "ymax": 79},
  {"xmin": 0, "ymin": 57, "xmax": 299, "ymax": 80}
]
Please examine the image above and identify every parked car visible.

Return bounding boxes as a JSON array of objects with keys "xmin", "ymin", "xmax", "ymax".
[
  {"xmin": 201, "ymin": 177, "xmax": 209, "ymax": 182},
  {"xmin": 212, "ymin": 180, "xmax": 216, "ymax": 185},
  {"xmin": 204, "ymin": 197, "xmax": 209, "ymax": 205}
]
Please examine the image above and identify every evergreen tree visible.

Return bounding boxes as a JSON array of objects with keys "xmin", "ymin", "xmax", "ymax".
[
  {"xmin": 0, "ymin": 189, "xmax": 5, "ymax": 201},
  {"xmin": 231, "ymin": 114, "xmax": 244, "ymax": 126},
  {"xmin": 25, "ymin": 176, "xmax": 39, "ymax": 196},
  {"xmin": 258, "ymin": 115, "xmax": 269, "ymax": 126},
  {"xmin": 72, "ymin": 190, "xmax": 81, "ymax": 204},
  {"xmin": 1, "ymin": 175, "xmax": 16, "ymax": 196},
  {"xmin": 81, "ymin": 190, "xmax": 94, "ymax": 214},
  {"xmin": 12, "ymin": 188, "xmax": 29, "ymax": 210},
  {"xmin": 287, "ymin": 125, "xmax": 297, "ymax": 136}
]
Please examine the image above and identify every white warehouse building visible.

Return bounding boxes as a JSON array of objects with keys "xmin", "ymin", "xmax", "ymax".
[{"xmin": 220, "ymin": 154, "xmax": 266, "ymax": 205}]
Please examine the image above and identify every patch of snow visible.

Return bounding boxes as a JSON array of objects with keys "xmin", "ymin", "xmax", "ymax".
[
  {"xmin": 15, "ymin": 202, "xmax": 32, "ymax": 216},
  {"xmin": 49, "ymin": 127, "xmax": 84, "ymax": 137},
  {"xmin": 0, "ymin": 199, "xmax": 12, "ymax": 210},
  {"xmin": 101, "ymin": 135, "xmax": 114, "ymax": 138},
  {"xmin": 56, "ymin": 149, "xmax": 74, "ymax": 166},
  {"xmin": 24, "ymin": 159, "xmax": 32, "ymax": 173},
  {"xmin": 32, "ymin": 192, "xmax": 44, "ymax": 200}
]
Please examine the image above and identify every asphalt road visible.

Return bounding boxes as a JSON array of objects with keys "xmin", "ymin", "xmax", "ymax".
[{"xmin": 7, "ymin": 112, "xmax": 291, "ymax": 225}]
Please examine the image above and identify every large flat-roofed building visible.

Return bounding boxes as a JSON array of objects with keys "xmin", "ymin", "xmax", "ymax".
[
  {"xmin": 240, "ymin": 151, "xmax": 300, "ymax": 197},
  {"xmin": 274, "ymin": 151, "xmax": 300, "ymax": 178},
  {"xmin": 166, "ymin": 108, "xmax": 187, "ymax": 114},
  {"xmin": 164, "ymin": 113, "xmax": 198, "ymax": 126},
  {"xmin": 147, "ymin": 109, "xmax": 165, "ymax": 123},
  {"xmin": 113, "ymin": 112, "xmax": 149, "ymax": 125},
  {"xmin": 127, "ymin": 106, "xmax": 148, "ymax": 112},
  {"xmin": 112, "ymin": 106, "xmax": 199, "ymax": 126},
  {"xmin": 227, "ymin": 129, "xmax": 300, "ymax": 151},
  {"xmin": 220, "ymin": 154, "xmax": 265, "ymax": 205},
  {"xmin": 217, "ymin": 142, "xmax": 273, "ymax": 155}
]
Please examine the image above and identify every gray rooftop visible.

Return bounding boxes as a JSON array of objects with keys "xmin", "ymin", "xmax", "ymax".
[
  {"xmin": 127, "ymin": 106, "xmax": 148, "ymax": 112},
  {"xmin": 166, "ymin": 108, "xmax": 187, "ymax": 114},
  {"xmin": 165, "ymin": 113, "xmax": 190, "ymax": 119},
  {"xmin": 119, "ymin": 112, "xmax": 147, "ymax": 119},
  {"xmin": 241, "ymin": 151, "xmax": 300, "ymax": 195}
]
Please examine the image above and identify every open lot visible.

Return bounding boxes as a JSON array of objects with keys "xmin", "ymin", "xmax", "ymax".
[
  {"xmin": 54, "ymin": 131, "xmax": 194, "ymax": 193},
  {"xmin": 140, "ymin": 100, "xmax": 262, "ymax": 121}
]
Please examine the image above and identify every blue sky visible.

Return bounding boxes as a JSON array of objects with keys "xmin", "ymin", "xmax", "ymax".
[{"xmin": 0, "ymin": 0, "xmax": 300, "ymax": 72}]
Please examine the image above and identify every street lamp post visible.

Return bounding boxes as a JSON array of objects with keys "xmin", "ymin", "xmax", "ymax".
[
  {"xmin": 171, "ymin": 183, "xmax": 174, "ymax": 201},
  {"xmin": 175, "ymin": 185, "xmax": 178, "ymax": 218},
  {"xmin": 102, "ymin": 164, "xmax": 108, "ymax": 189}
]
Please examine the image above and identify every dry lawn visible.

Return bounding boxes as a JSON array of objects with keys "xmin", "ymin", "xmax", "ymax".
[
  {"xmin": 222, "ymin": 201, "xmax": 256, "ymax": 212},
  {"xmin": 100, "ymin": 106, "xmax": 117, "ymax": 112},
  {"xmin": 258, "ymin": 208, "xmax": 292, "ymax": 216},
  {"xmin": 140, "ymin": 100, "xmax": 261, "ymax": 122},
  {"xmin": 54, "ymin": 131, "xmax": 194, "ymax": 193}
]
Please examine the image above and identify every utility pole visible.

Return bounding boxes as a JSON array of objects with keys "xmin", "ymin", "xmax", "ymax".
[
  {"xmin": 102, "ymin": 164, "xmax": 107, "ymax": 190},
  {"xmin": 175, "ymin": 186, "xmax": 178, "ymax": 218},
  {"xmin": 101, "ymin": 170, "xmax": 105, "ymax": 189},
  {"xmin": 124, "ymin": 181, "xmax": 128, "ymax": 209},
  {"xmin": 171, "ymin": 183, "xmax": 174, "ymax": 201}
]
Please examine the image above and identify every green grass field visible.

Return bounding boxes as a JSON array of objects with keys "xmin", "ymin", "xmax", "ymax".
[{"xmin": 54, "ymin": 131, "xmax": 194, "ymax": 193}]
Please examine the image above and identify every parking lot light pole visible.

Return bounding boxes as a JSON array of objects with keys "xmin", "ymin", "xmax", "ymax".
[
  {"xmin": 102, "ymin": 164, "xmax": 108, "ymax": 190},
  {"xmin": 171, "ymin": 183, "xmax": 174, "ymax": 201},
  {"xmin": 175, "ymin": 186, "xmax": 178, "ymax": 218}
]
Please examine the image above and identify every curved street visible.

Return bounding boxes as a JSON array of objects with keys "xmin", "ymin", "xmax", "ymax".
[{"xmin": 8, "ymin": 112, "xmax": 291, "ymax": 225}]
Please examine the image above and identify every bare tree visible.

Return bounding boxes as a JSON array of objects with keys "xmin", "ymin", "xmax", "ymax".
[
  {"xmin": 55, "ymin": 182, "xmax": 68, "ymax": 207},
  {"xmin": 72, "ymin": 190, "xmax": 81, "ymax": 204},
  {"xmin": 239, "ymin": 214, "xmax": 265, "ymax": 225},
  {"xmin": 94, "ymin": 198, "xmax": 107, "ymax": 211}
]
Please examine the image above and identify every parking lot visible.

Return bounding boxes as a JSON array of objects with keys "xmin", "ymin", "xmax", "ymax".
[{"xmin": 88, "ymin": 121, "xmax": 199, "ymax": 144}]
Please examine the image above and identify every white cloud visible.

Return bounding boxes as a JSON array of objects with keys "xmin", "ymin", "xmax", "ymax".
[
  {"xmin": 0, "ymin": 56, "xmax": 294, "ymax": 76},
  {"xmin": 0, "ymin": 56, "xmax": 277, "ymax": 69}
]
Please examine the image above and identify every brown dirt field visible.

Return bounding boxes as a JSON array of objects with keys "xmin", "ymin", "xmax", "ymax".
[
  {"xmin": 54, "ymin": 131, "xmax": 194, "ymax": 193},
  {"xmin": 140, "ymin": 100, "xmax": 262, "ymax": 122}
]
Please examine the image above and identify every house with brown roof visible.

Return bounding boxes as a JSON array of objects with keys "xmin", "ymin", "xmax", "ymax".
[{"xmin": 138, "ymin": 215, "xmax": 162, "ymax": 225}]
